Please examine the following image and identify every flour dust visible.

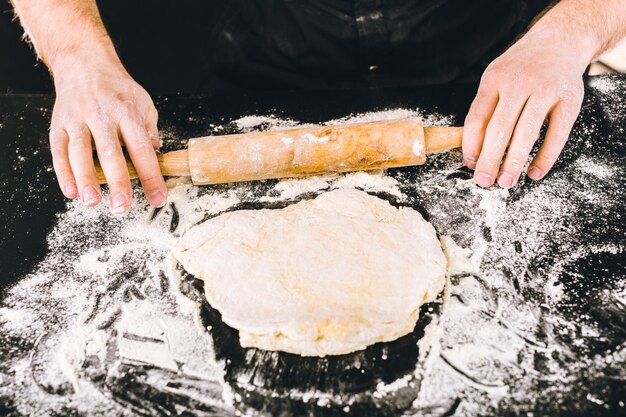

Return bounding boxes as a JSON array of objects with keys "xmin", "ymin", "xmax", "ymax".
[{"xmin": 1, "ymin": 98, "xmax": 624, "ymax": 417}]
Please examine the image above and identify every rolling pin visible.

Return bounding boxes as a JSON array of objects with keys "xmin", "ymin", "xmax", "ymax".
[{"xmin": 95, "ymin": 118, "xmax": 463, "ymax": 185}]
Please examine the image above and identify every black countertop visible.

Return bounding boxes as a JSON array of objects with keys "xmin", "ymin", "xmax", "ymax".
[
  {"xmin": 0, "ymin": 84, "xmax": 475, "ymax": 287},
  {"xmin": 0, "ymin": 76, "xmax": 624, "ymax": 417}
]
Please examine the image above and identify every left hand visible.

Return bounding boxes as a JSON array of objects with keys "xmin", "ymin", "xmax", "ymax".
[{"xmin": 462, "ymin": 29, "xmax": 588, "ymax": 188}]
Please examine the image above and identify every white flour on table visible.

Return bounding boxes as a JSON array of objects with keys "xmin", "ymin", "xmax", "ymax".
[{"xmin": 0, "ymin": 105, "xmax": 623, "ymax": 416}]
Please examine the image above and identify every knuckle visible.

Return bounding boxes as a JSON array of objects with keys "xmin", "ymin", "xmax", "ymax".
[
  {"xmin": 465, "ymin": 102, "xmax": 492, "ymax": 127},
  {"xmin": 504, "ymin": 152, "xmax": 528, "ymax": 173},
  {"xmin": 49, "ymin": 130, "xmax": 67, "ymax": 148},
  {"xmin": 125, "ymin": 130, "xmax": 153, "ymax": 153},
  {"xmin": 549, "ymin": 115, "xmax": 576, "ymax": 142},
  {"xmin": 122, "ymin": 109, "xmax": 144, "ymax": 127},
  {"xmin": 68, "ymin": 136, "xmax": 92, "ymax": 152},
  {"xmin": 85, "ymin": 102, "xmax": 102, "ymax": 115},
  {"xmin": 66, "ymin": 123, "xmax": 89, "ymax": 137},
  {"xmin": 113, "ymin": 92, "xmax": 126, "ymax": 102},
  {"xmin": 54, "ymin": 165, "xmax": 73, "ymax": 180},
  {"xmin": 55, "ymin": 173, "xmax": 73, "ymax": 186},
  {"xmin": 538, "ymin": 82, "xmax": 559, "ymax": 98},
  {"xmin": 138, "ymin": 91, "xmax": 153, "ymax": 106},
  {"xmin": 462, "ymin": 142, "xmax": 479, "ymax": 156},
  {"xmin": 147, "ymin": 129, "xmax": 159, "ymax": 142},
  {"xmin": 49, "ymin": 118, "xmax": 65, "ymax": 134},
  {"xmin": 511, "ymin": 70, "xmax": 532, "ymax": 87},
  {"xmin": 51, "ymin": 112, "xmax": 77, "ymax": 129},
  {"xmin": 463, "ymin": 113, "xmax": 484, "ymax": 131},
  {"xmin": 481, "ymin": 66, "xmax": 501, "ymax": 84},
  {"xmin": 98, "ymin": 142, "xmax": 119, "ymax": 159},
  {"xmin": 108, "ymin": 179, "xmax": 131, "ymax": 192},
  {"xmin": 139, "ymin": 173, "xmax": 164, "ymax": 190},
  {"xmin": 534, "ymin": 152, "xmax": 557, "ymax": 167},
  {"xmin": 50, "ymin": 143, "xmax": 67, "ymax": 159},
  {"xmin": 556, "ymin": 82, "xmax": 584, "ymax": 103},
  {"xmin": 484, "ymin": 124, "xmax": 506, "ymax": 144},
  {"xmin": 52, "ymin": 157, "xmax": 72, "ymax": 174},
  {"xmin": 68, "ymin": 142, "xmax": 90, "ymax": 155},
  {"xmin": 478, "ymin": 151, "xmax": 499, "ymax": 166},
  {"xmin": 119, "ymin": 98, "xmax": 145, "ymax": 119},
  {"xmin": 83, "ymin": 104, "xmax": 107, "ymax": 124},
  {"xmin": 148, "ymin": 105, "xmax": 159, "ymax": 121},
  {"xmin": 127, "ymin": 138, "xmax": 153, "ymax": 155},
  {"xmin": 122, "ymin": 99, "xmax": 136, "ymax": 113}
]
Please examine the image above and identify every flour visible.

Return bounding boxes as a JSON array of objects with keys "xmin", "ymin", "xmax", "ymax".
[
  {"xmin": 0, "ymin": 189, "xmax": 233, "ymax": 416},
  {"xmin": 0, "ymin": 112, "xmax": 425, "ymax": 415},
  {"xmin": 574, "ymin": 155, "xmax": 617, "ymax": 180},
  {"xmin": 1, "ymin": 96, "xmax": 624, "ymax": 416},
  {"xmin": 233, "ymin": 115, "xmax": 305, "ymax": 132},
  {"xmin": 588, "ymin": 76, "xmax": 619, "ymax": 95},
  {"xmin": 334, "ymin": 170, "xmax": 405, "ymax": 199},
  {"xmin": 195, "ymin": 189, "xmax": 241, "ymax": 214},
  {"xmin": 324, "ymin": 108, "xmax": 454, "ymax": 127},
  {"xmin": 302, "ymin": 132, "xmax": 330, "ymax": 143},
  {"xmin": 440, "ymin": 235, "xmax": 479, "ymax": 276},
  {"xmin": 258, "ymin": 170, "xmax": 405, "ymax": 203}
]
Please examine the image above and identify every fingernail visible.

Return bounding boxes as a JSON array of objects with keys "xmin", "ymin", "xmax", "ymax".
[
  {"xmin": 64, "ymin": 181, "xmax": 78, "ymax": 199},
  {"xmin": 528, "ymin": 166, "xmax": 543, "ymax": 180},
  {"xmin": 111, "ymin": 193, "xmax": 129, "ymax": 214},
  {"xmin": 150, "ymin": 190, "xmax": 166, "ymax": 207},
  {"xmin": 464, "ymin": 157, "xmax": 477, "ymax": 170},
  {"xmin": 474, "ymin": 172, "xmax": 494, "ymax": 188},
  {"xmin": 82, "ymin": 186, "xmax": 100, "ymax": 206},
  {"xmin": 498, "ymin": 172, "xmax": 514, "ymax": 189}
]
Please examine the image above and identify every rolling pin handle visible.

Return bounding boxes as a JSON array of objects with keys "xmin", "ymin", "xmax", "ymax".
[{"xmin": 95, "ymin": 149, "xmax": 191, "ymax": 184}]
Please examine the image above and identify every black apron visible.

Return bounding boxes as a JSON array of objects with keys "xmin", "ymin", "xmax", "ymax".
[{"xmin": 198, "ymin": 0, "xmax": 554, "ymax": 93}]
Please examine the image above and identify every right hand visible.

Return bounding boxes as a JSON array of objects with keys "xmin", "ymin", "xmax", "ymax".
[{"xmin": 49, "ymin": 56, "xmax": 167, "ymax": 213}]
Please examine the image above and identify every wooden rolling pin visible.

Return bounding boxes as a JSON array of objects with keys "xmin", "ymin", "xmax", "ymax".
[{"xmin": 95, "ymin": 118, "xmax": 463, "ymax": 185}]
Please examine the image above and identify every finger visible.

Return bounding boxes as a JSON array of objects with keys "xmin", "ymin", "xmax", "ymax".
[
  {"xmin": 473, "ymin": 94, "xmax": 529, "ymax": 187},
  {"xmin": 49, "ymin": 128, "xmax": 78, "ymax": 198},
  {"xmin": 67, "ymin": 125, "xmax": 101, "ymax": 206},
  {"xmin": 120, "ymin": 117, "xmax": 167, "ymax": 207},
  {"xmin": 90, "ymin": 123, "xmax": 132, "ymax": 214},
  {"xmin": 527, "ymin": 101, "xmax": 579, "ymax": 180},
  {"xmin": 462, "ymin": 86, "xmax": 498, "ymax": 170},
  {"xmin": 497, "ymin": 96, "xmax": 552, "ymax": 188},
  {"xmin": 145, "ymin": 105, "xmax": 160, "ymax": 150}
]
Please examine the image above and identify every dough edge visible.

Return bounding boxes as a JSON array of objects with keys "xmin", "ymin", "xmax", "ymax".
[{"xmin": 174, "ymin": 188, "xmax": 447, "ymax": 357}]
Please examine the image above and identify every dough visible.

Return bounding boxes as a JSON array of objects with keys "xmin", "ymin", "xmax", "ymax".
[{"xmin": 173, "ymin": 188, "xmax": 446, "ymax": 356}]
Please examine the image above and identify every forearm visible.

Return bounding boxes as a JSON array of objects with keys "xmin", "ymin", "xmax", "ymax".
[
  {"xmin": 9, "ymin": 0, "xmax": 124, "ymax": 77},
  {"xmin": 527, "ymin": 0, "xmax": 626, "ymax": 63}
]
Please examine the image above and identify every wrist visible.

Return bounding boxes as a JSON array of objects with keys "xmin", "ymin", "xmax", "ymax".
[
  {"xmin": 49, "ymin": 41, "xmax": 127, "ymax": 84},
  {"xmin": 524, "ymin": 20, "xmax": 598, "ymax": 70},
  {"xmin": 525, "ymin": 1, "xmax": 606, "ymax": 66}
]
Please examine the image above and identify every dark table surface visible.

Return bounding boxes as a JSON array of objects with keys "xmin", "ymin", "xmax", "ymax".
[
  {"xmin": 0, "ymin": 75, "xmax": 625, "ymax": 417},
  {"xmin": 0, "ymin": 83, "xmax": 477, "ymax": 288}
]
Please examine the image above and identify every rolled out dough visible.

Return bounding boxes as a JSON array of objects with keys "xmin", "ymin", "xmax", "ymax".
[{"xmin": 173, "ymin": 188, "xmax": 446, "ymax": 356}]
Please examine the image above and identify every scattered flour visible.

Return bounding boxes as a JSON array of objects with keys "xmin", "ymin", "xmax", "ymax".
[
  {"xmin": 232, "ymin": 115, "xmax": 306, "ymax": 132},
  {"xmin": 1, "ymin": 96, "xmax": 624, "ymax": 416},
  {"xmin": 324, "ymin": 109, "xmax": 453, "ymax": 127},
  {"xmin": 574, "ymin": 155, "xmax": 617, "ymax": 180}
]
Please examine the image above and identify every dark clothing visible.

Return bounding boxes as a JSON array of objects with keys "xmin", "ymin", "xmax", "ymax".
[
  {"xmin": 0, "ymin": 0, "xmax": 554, "ymax": 94},
  {"xmin": 199, "ymin": 0, "xmax": 554, "ymax": 92}
]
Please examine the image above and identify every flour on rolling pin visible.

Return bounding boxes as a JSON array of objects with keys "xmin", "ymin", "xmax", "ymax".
[
  {"xmin": 95, "ymin": 110, "xmax": 461, "ymax": 185},
  {"xmin": 187, "ymin": 118, "xmax": 428, "ymax": 184}
]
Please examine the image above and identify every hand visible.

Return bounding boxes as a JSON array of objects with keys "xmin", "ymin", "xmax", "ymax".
[
  {"xmin": 462, "ymin": 30, "xmax": 588, "ymax": 189},
  {"xmin": 49, "ymin": 55, "xmax": 167, "ymax": 212}
]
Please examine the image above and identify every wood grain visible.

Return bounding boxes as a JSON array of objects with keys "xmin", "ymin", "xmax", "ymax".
[{"xmin": 94, "ymin": 120, "xmax": 463, "ymax": 185}]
